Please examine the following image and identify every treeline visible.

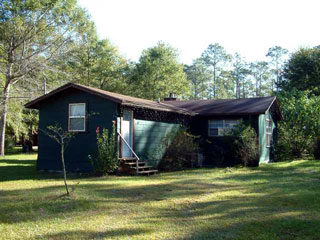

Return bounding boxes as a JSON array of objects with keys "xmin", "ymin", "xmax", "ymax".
[
  {"xmin": 45, "ymin": 42, "xmax": 290, "ymax": 101},
  {"xmin": 50, "ymin": 40, "xmax": 290, "ymax": 101},
  {"xmin": 1, "ymin": 0, "xmax": 320, "ymax": 157},
  {"xmin": 185, "ymin": 44, "xmax": 288, "ymax": 99}
]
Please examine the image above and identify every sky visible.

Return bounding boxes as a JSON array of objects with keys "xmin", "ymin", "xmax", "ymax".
[{"xmin": 78, "ymin": 0, "xmax": 320, "ymax": 64}]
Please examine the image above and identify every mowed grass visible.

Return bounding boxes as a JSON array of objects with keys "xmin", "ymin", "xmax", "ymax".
[{"xmin": 1, "ymin": 150, "xmax": 320, "ymax": 240}]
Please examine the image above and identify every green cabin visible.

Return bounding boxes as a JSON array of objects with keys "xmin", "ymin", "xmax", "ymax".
[
  {"xmin": 164, "ymin": 97, "xmax": 282, "ymax": 165},
  {"xmin": 25, "ymin": 83, "xmax": 282, "ymax": 174}
]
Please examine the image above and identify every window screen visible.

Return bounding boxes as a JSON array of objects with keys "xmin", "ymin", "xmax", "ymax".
[
  {"xmin": 208, "ymin": 120, "xmax": 239, "ymax": 136},
  {"xmin": 69, "ymin": 103, "xmax": 86, "ymax": 131},
  {"xmin": 266, "ymin": 118, "xmax": 273, "ymax": 147}
]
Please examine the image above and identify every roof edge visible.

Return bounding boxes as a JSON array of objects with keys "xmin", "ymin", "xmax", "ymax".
[
  {"xmin": 25, "ymin": 83, "xmax": 123, "ymax": 109},
  {"xmin": 265, "ymin": 96, "xmax": 284, "ymax": 121},
  {"xmin": 122, "ymin": 102, "xmax": 195, "ymax": 116},
  {"xmin": 25, "ymin": 83, "xmax": 195, "ymax": 116}
]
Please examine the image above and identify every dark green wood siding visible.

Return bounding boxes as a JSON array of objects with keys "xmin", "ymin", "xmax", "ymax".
[
  {"xmin": 134, "ymin": 119, "xmax": 180, "ymax": 167},
  {"xmin": 189, "ymin": 115, "xmax": 259, "ymax": 166},
  {"xmin": 37, "ymin": 88, "xmax": 118, "ymax": 172}
]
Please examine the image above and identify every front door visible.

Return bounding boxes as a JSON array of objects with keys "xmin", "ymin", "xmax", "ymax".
[{"xmin": 121, "ymin": 110, "xmax": 133, "ymax": 158}]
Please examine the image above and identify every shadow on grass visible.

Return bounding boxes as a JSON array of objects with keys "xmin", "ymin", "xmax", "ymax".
[
  {"xmin": 0, "ymin": 179, "xmax": 242, "ymax": 224},
  {"xmin": 0, "ymin": 159, "xmax": 36, "ymax": 165},
  {"xmin": 134, "ymin": 176, "xmax": 320, "ymax": 239},
  {"xmin": 181, "ymin": 217, "xmax": 320, "ymax": 240},
  {"xmin": 216, "ymin": 160, "xmax": 320, "ymax": 185},
  {"xmin": 0, "ymin": 158, "xmax": 62, "ymax": 182},
  {"xmin": 34, "ymin": 228, "xmax": 151, "ymax": 240},
  {"xmin": 1, "ymin": 167, "xmax": 320, "ymax": 223},
  {"xmin": 1, "ymin": 159, "xmax": 320, "ymax": 239},
  {"xmin": 0, "ymin": 153, "xmax": 87, "ymax": 182}
]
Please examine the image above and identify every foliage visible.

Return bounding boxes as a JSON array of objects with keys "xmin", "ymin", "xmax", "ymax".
[
  {"xmin": 276, "ymin": 89, "xmax": 320, "ymax": 158},
  {"xmin": 250, "ymin": 61, "xmax": 272, "ymax": 97},
  {"xmin": 130, "ymin": 41, "xmax": 189, "ymax": 100},
  {"xmin": 46, "ymin": 124, "xmax": 75, "ymax": 148},
  {"xmin": 266, "ymin": 46, "xmax": 288, "ymax": 91},
  {"xmin": 203, "ymin": 137, "xmax": 239, "ymax": 167},
  {"xmin": 6, "ymin": 101, "xmax": 38, "ymax": 142},
  {"xmin": 281, "ymin": 47, "xmax": 320, "ymax": 95},
  {"xmin": 91, "ymin": 40, "xmax": 129, "ymax": 92},
  {"xmin": 4, "ymin": 134, "xmax": 15, "ymax": 151},
  {"xmin": 201, "ymin": 43, "xmax": 231, "ymax": 99},
  {"xmin": 0, "ymin": 0, "xmax": 91, "ymax": 155},
  {"xmin": 190, "ymin": 43, "xmax": 288, "ymax": 99},
  {"xmin": 231, "ymin": 122, "xmax": 259, "ymax": 167},
  {"xmin": 53, "ymin": 20, "xmax": 98, "ymax": 86},
  {"xmin": 158, "ymin": 128, "xmax": 199, "ymax": 171},
  {"xmin": 313, "ymin": 138, "xmax": 320, "ymax": 160},
  {"xmin": 184, "ymin": 58, "xmax": 212, "ymax": 99},
  {"xmin": 44, "ymin": 123, "xmax": 76, "ymax": 195},
  {"xmin": 89, "ymin": 123, "xmax": 117, "ymax": 176},
  {"xmin": 62, "ymin": 35, "xmax": 130, "ymax": 93},
  {"xmin": 230, "ymin": 53, "xmax": 250, "ymax": 98}
]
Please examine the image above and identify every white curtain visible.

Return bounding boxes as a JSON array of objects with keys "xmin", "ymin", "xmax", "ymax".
[{"xmin": 70, "ymin": 104, "xmax": 85, "ymax": 117}]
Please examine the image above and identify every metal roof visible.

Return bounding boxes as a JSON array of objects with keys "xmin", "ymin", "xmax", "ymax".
[
  {"xmin": 163, "ymin": 96, "xmax": 283, "ymax": 120},
  {"xmin": 25, "ymin": 83, "xmax": 194, "ymax": 115},
  {"xmin": 25, "ymin": 83, "xmax": 282, "ymax": 119}
]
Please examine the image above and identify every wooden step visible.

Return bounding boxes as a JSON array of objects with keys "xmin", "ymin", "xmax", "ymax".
[
  {"xmin": 119, "ymin": 157, "xmax": 136, "ymax": 161},
  {"xmin": 119, "ymin": 158, "xmax": 137, "ymax": 163},
  {"xmin": 130, "ymin": 166, "xmax": 152, "ymax": 170},
  {"xmin": 125, "ymin": 162, "xmax": 146, "ymax": 166},
  {"xmin": 118, "ymin": 158, "xmax": 158, "ymax": 176},
  {"xmin": 138, "ymin": 170, "xmax": 158, "ymax": 176}
]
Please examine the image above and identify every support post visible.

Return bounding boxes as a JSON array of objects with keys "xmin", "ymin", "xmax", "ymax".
[{"xmin": 117, "ymin": 131, "xmax": 140, "ymax": 176}]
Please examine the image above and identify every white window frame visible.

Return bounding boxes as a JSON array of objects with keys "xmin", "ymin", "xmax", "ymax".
[
  {"xmin": 68, "ymin": 103, "xmax": 86, "ymax": 132},
  {"xmin": 266, "ymin": 117, "xmax": 273, "ymax": 147},
  {"xmin": 208, "ymin": 119, "xmax": 240, "ymax": 137}
]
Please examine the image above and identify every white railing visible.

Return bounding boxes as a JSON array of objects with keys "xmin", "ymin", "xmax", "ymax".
[{"xmin": 117, "ymin": 132, "xmax": 140, "ymax": 175}]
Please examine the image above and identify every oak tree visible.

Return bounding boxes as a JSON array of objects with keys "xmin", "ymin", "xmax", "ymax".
[{"xmin": 0, "ymin": 0, "xmax": 90, "ymax": 155}]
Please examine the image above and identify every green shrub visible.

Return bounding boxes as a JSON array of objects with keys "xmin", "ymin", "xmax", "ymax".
[
  {"xmin": 158, "ymin": 128, "xmax": 199, "ymax": 171},
  {"xmin": 206, "ymin": 144, "xmax": 226, "ymax": 167},
  {"xmin": 313, "ymin": 138, "xmax": 320, "ymax": 160},
  {"xmin": 89, "ymin": 122, "xmax": 118, "ymax": 176},
  {"xmin": 274, "ymin": 125, "xmax": 297, "ymax": 161},
  {"xmin": 231, "ymin": 123, "xmax": 259, "ymax": 167},
  {"xmin": 276, "ymin": 89, "xmax": 320, "ymax": 159},
  {"xmin": 5, "ymin": 134, "xmax": 16, "ymax": 152},
  {"xmin": 203, "ymin": 137, "xmax": 240, "ymax": 167}
]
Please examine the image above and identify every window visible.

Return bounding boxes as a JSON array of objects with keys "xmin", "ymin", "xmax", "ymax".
[
  {"xmin": 266, "ymin": 117, "xmax": 273, "ymax": 147},
  {"xmin": 208, "ymin": 120, "xmax": 240, "ymax": 136},
  {"xmin": 69, "ymin": 103, "xmax": 86, "ymax": 132}
]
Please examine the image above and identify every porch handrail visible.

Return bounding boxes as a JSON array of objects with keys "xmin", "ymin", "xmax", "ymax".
[{"xmin": 117, "ymin": 131, "xmax": 140, "ymax": 175}]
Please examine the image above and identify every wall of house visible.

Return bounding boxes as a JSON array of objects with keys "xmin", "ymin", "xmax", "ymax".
[
  {"xmin": 189, "ymin": 115, "xmax": 259, "ymax": 167},
  {"xmin": 134, "ymin": 119, "xmax": 180, "ymax": 167},
  {"xmin": 258, "ymin": 111, "xmax": 276, "ymax": 163},
  {"xmin": 37, "ymin": 88, "xmax": 118, "ymax": 172}
]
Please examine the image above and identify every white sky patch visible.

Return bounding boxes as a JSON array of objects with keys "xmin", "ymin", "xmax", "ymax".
[{"xmin": 78, "ymin": 0, "xmax": 320, "ymax": 64}]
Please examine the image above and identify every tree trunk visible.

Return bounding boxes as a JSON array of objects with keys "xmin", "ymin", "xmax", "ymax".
[
  {"xmin": 259, "ymin": 76, "xmax": 262, "ymax": 96},
  {"xmin": 276, "ymin": 62, "xmax": 279, "ymax": 92},
  {"xmin": 242, "ymin": 81, "xmax": 245, "ymax": 98},
  {"xmin": 87, "ymin": 46, "xmax": 91, "ymax": 83},
  {"xmin": 0, "ymin": 41, "xmax": 15, "ymax": 156},
  {"xmin": 236, "ymin": 79, "xmax": 240, "ymax": 98},
  {"xmin": 61, "ymin": 141, "xmax": 69, "ymax": 195},
  {"xmin": 0, "ymin": 84, "xmax": 11, "ymax": 156},
  {"xmin": 213, "ymin": 66, "xmax": 216, "ymax": 99}
]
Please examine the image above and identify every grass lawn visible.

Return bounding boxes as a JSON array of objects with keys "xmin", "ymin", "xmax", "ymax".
[{"xmin": 1, "ymin": 150, "xmax": 320, "ymax": 240}]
